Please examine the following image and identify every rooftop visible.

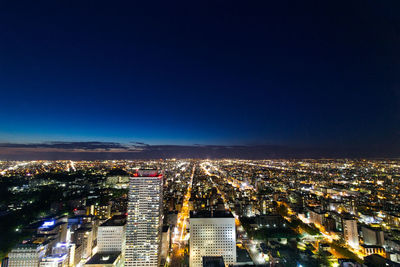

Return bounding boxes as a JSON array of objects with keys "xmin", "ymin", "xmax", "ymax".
[
  {"xmin": 133, "ymin": 169, "xmax": 162, "ymax": 177},
  {"xmin": 190, "ymin": 210, "xmax": 233, "ymax": 219},
  {"xmin": 202, "ymin": 256, "xmax": 225, "ymax": 267},
  {"xmin": 85, "ymin": 252, "xmax": 121, "ymax": 265},
  {"xmin": 100, "ymin": 215, "xmax": 126, "ymax": 227}
]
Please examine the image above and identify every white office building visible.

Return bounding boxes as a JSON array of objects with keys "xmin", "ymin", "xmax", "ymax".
[
  {"xmin": 362, "ymin": 225, "xmax": 384, "ymax": 246},
  {"xmin": 343, "ymin": 216, "xmax": 359, "ymax": 249},
  {"xmin": 98, "ymin": 215, "xmax": 127, "ymax": 254},
  {"xmin": 190, "ymin": 211, "xmax": 236, "ymax": 267},
  {"xmin": 125, "ymin": 169, "xmax": 163, "ymax": 267},
  {"xmin": 8, "ymin": 243, "xmax": 48, "ymax": 267}
]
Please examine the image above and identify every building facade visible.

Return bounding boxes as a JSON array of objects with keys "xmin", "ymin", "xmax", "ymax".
[
  {"xmin": 342, "ymin": 217, "xmax": 359, "ymax": 249},
  {"xmin": 125, "ymin": 169, "xmax": 163, "ymax": 267},
  {"xmin": 8, "ymin": 243, "xmax": 48, "ymax": 267},
  {"xmin": 362, "ymin": 226, "xmax": 384, "ymax": 246},
  {"xmin": 39, "ymin": 254, "xmax": 69, "ymax": 267},
  {"xmin": 189, "ymin": 211, "xmax": 236, "ymax": 267},
  {"xmin": 97, "ymin": 215, "xmax": 126, "ymax": 255}
]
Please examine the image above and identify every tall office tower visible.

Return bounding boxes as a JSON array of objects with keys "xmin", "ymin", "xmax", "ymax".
[
  {"xmin": 342, "ymin": 216, "xmax": 359, "ymax": 249},
  {"xmin": 126, "ymin": 169, "xmax": 163, "ymax": 267},
  {"xmin": 98, "ymin": 215, "xmax": 127, "ymax": 254},
  {"xmin": 190, "ymin": 211, "xmax": 236, "ymax": 267}
]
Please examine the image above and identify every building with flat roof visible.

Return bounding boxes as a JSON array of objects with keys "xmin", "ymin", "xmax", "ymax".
[
  {"xmin": 342, "ymin": 216, "xmax": 359, "ymax": 249},
  {"xmin": 51, "ymin": 242, "xmax": 75, "ymax": 267},
  {"xmin": 84, "ymin": 253, "xmax": 123, "ymax": 267},
  {"xmin": 39, "ymin": 253, "xmax": 69, "ymax": 267},
  {"xmin": 361, "ymin": 225, "xmax": 384, "ymax": 246},
  {"xmin": 125, "ymin": 169, "xmax": 163, "ymax": 267},
  {"xmin": 97, "ymin": 215, "xmax": 126, "ymax": 255},
  {"xmin": 73, "ymin": 226, "xmax": 94, "ymax": 260},
  {"xmin": 202, "ymin": 256, "xmax": 225, "ymax": 267},
  {"xmin": 190, "ymin": 211, "xmax": 236, "ymax": 267},
  {"xmin": 8, "ymin": 242, "xmax": 48, "ymax": 267}
]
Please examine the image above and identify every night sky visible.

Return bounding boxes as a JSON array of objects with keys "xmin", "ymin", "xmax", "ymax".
[{"xmin": 0, "ymin": 1, "xmax": 399, "ymax": 159}]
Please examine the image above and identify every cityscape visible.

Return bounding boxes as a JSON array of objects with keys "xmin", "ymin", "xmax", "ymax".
[
  {"xmin": 1, "ymin": 1, "xmax": 400, "ymax": 267},
  {"xmin": 0, "ymin": 159, "xmax": 399, "ymax": 266}
]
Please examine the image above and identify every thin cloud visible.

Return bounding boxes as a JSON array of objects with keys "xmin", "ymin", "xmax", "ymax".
[{"xmin": 0, "ymin": 141, "xmax": 398, "ymax": 160}]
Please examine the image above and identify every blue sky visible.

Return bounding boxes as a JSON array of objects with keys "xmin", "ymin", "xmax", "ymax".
[{"xmin": 0, "ymin": 0, "xmax": 399, "ymax": 158}]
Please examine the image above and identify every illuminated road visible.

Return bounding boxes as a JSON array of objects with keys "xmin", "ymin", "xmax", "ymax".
[
  {"xmin": 170, "ymin": 164, "xmax": 195, "ymax": 266},
  {"xmin": 200, "ymin": 162, "xmax": 266, "ymax": 265}
]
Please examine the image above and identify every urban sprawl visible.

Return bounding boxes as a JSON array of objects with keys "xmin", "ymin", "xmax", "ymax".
[{"xmin": 0, "ymin": 159, "xmax": 399, "ymax": 267}]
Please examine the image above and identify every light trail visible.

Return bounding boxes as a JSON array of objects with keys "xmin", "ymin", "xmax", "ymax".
[
  {"xmin": 171, "ymin": 164, "xmax": 195, "ymax": 265},
  {"xmin": 70, "ymin": 161, "xmax": 76, "ymax": 172},
  {"xmin": 200, "ymin": 162, "xmax": 266, "ymax": 265}
]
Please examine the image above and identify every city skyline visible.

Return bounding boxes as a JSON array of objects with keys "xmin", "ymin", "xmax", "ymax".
[
  {"xmin": 2, "ymin": 158, "xmax": 399, "ymax": 266},
  {"xmin": 2, "ymin": 1, "xmax": 400, "ymax": 266},
  {"xmin": 1, "ymin": 0, "xmax": 399, "ymax": 159},
  {"xmin": 0, "ymin": 141, "xmax": 399, "ymax": 160}
]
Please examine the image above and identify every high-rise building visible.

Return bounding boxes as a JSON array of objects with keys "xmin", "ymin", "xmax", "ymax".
[
  {"xmin": 342, "ymin": 216, "xmax": 359, "ymax": 249},
  {"xmin": 125, "ymin": 169, "xmax": 163, "ymax": 267},
  {"xmin": 190, "ymin": 211, "xmax": 236, "ymax": 267}
]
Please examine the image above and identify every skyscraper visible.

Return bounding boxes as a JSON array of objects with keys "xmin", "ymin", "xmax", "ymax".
[{"xmin": 126, "ymin": 169, "xmax": 163, "ymax": 267}]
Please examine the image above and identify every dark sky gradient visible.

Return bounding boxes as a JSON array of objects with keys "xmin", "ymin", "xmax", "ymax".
[{"xmin": 0, "ymin": 0, "xmax": 399, "ymax": 158}]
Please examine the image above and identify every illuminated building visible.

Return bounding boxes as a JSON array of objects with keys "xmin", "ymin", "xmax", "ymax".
[
  {"xmin": 52, "ymin": 243, "xmax": 76, "ymax": 267},
  {"xmin": 86, "ymin": 203, "xmax": 112, "ymax": 220},
  {"xmin": 125, "ymin": 169, "xmax": 163, "ymax": 267},
  {"xmin": 37, "ymin": 217, "xmax": 68, "ymax": 244},
  {"xmin": 189, "ymin": 211, "xmax": 236, "ymax": 267},
  {"xmin": 160, "ymin": 226, "xmax": 170, "ymax": 263},
  {"xmin": 361, "ymin": 245, "xmax": 386, "ymax": 257},
  {"xmin": 362, "ymin": 225, "xmax": 384, "ymax": 246},
  {"xmin": 73, "ymin": 226, "xmax": 94, "ymax": 260},
  {"xmin": 342, "ymin": 216, "xmax": 359, "ymax": 249},
  {"xmin": 308, "ymin": 208, "xmax": 325, "ymax": 226},
  {"xmin": 98, "ymin": 215, "xmax": 126, "ymax": 255},
  {"xmin": 8, "ymin": 243, "xmax": 48, "ymax": 267},
  {"xmin": 39, "ymin": 254, "xmax": 69, "ymax": 267}
]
